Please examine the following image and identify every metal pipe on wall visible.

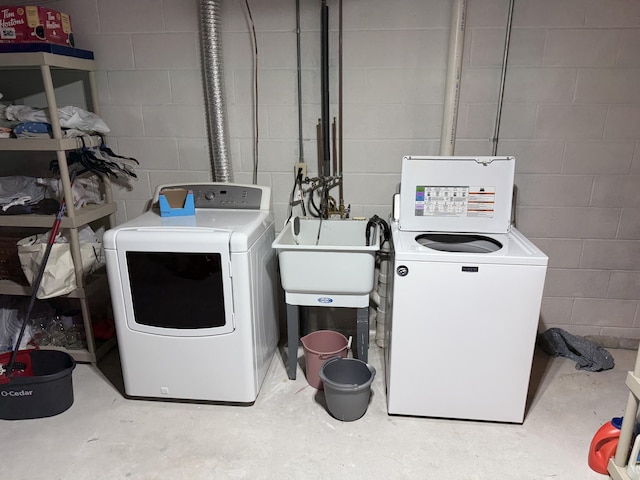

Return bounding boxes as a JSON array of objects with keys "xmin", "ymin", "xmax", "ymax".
[
  {"xmin": 296, "ymin": 0, "xmax": 304, "ymax": 165},
  {"xmin": 338, "ymin": 0, "xmax": 344, "ymax": 212},
  {"xmin": 439, "ymin": 0, "xmax": 467, "ymax": 156},
  {"xmin": 492, "ymin": 0, "xmax": 515, "ymax": 156},
  {"xmin": 320, "ymin": 0, "xmax": 331, "ymax": 177},
  {"xmin": 200, "ymin": 0, "xmax": 233, "ymax": 183}
]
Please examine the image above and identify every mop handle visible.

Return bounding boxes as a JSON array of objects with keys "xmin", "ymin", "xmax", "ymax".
[{"xmin": 7, "ymin": 174, "xmax": 73, "ymax": 377}]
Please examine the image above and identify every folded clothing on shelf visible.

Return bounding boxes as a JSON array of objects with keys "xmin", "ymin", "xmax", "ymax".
[
  {"xmin": 0, "ymin": 175, "xmax": 46, "ymax": 209},
  {"xmin": 5, "ymin": 105, "xmax": 109, "ymax": 134},
  {"xmin": 13, "ymin": 122, "xmax": 52, "ymax": 138}
]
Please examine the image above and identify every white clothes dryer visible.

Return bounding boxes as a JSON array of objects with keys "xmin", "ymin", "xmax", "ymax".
[
  {"xmin": 385, "ymin": 156, "xmax": 548, "ymax": 423},
  {"xmin": 104, "ymin": 183, "xmax": 278, "ymax": 403}
]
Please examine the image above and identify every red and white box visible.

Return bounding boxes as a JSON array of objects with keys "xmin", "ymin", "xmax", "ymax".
[{"xmin": 0, "ymin": 5, "xmax": 73, "ymax": 46}]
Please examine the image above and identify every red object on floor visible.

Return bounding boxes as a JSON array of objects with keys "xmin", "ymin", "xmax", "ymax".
[
  {"xmin": 0, "ymin": 349, "xmax": 35, "ymax": 384},
  {"xmin": 588, "ymin": 417, "xmax": 622, "ymax": 474},
  {"xmin": 93, "ymin": 317, "xmax": 115, "ymax": 340}
]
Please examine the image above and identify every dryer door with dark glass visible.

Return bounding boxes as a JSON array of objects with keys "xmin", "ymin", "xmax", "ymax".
[{"xmin": 112, "ymin": 228, "xmax": 234, "ymax": 336}]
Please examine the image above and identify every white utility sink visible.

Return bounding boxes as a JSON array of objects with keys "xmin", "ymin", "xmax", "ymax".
[{"xmin": 272, "ymin": 218, "xmax": 380, "ymax": 306}]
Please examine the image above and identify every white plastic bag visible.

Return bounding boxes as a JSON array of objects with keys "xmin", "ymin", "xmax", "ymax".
[
  {"xmin": 5, "ymin": 105, "xmax": 110, "ymax": 133},
  {"xmin": 17, "ymin": 226, "xmax": 104, "ymax": 299},
  {"xmin": 0, "ymin": 296, "xmax": 53, "ymax": 353},
  {"xmin": 37, "ymin": 176, "xmax": 103, "ymax": 208},
  {"xmin": 0, "ymin": 297, "xmax": 29, "ymax": 353},
  {"xmin": 0, "ymin": 175, "xmax": 46, "ymax": 207}
]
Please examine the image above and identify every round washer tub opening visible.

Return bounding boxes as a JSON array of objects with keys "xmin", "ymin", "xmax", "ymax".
[{"xmin": 415, "ymin": 233, "xmax": 502, "ymax": 253}]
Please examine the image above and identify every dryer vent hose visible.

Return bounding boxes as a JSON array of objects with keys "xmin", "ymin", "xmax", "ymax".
[{"xmin": 200, "ymin": 0, "xmax": 233, "ymax": 183}]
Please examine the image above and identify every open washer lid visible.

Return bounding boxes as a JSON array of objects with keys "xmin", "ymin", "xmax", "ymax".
[{"xmin": 398, "ymin": 155, "xmax": 515, "ymax": 234}]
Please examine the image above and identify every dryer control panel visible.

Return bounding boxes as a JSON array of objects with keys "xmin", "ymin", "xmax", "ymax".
[{"xmin": 155, "ymin": 183, "xmax": 270, "ymax": 210}]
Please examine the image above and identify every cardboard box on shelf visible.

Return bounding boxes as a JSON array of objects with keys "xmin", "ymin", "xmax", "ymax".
[{"xmin": 0, "ymin": 5, "xmax": 73, "ymax": 47}]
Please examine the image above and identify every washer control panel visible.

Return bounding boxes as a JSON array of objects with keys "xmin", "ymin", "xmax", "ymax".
[{"xmin": 399, "ymin": 156, "xmax": 515, "ymax": 234}]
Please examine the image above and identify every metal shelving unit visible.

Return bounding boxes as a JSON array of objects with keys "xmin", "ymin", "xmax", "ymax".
[{"xmin": 0, "ymin": 52, "xmax": 116, "ymax": 364}]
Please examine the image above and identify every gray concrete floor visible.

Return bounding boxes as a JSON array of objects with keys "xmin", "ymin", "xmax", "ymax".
[{"xmin": 1, "ymin": 342, "xmax": 634, "ymax": 479}]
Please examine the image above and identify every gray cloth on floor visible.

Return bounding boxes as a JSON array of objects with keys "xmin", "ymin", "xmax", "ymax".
[{"xmin": 537, "ymin": 328, "xmax": 615, "ymax": 372}]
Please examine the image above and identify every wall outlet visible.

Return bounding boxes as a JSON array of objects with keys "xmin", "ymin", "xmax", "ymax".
[{"xmin": 294, "ymin": 162, "xmax": 307, "ymax": 179}]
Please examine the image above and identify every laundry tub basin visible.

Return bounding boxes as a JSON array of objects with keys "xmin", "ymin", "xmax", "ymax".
[{"xmin": 272, "ymin": 219, "xmax": 379, "ymax": 302}]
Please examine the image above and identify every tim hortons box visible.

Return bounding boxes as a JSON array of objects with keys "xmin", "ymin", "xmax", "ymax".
[{"xmin": 0, "ymin": 6, "xmax": 74, "ymax": 46}]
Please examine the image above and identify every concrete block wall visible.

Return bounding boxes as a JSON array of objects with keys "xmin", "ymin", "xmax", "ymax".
[{"xmin": 36, "ymin": 0, "xmax": 640, "ymax": 338}]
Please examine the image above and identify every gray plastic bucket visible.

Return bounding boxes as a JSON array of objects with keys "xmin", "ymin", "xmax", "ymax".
[
  {"xmin": 318, "ymin": 357, "xmax": 376, "ymax": 422},
  {"xmin": 0, "ymin": 350, "xmax": 76, "ymax": 420},
  {"xmin": 300, "ymin": 330, "xmax": 348, "ymax": 389}
]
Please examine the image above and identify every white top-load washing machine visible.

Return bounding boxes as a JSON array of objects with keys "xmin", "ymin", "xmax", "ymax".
[
  {"xmin": 385, "ymin": 156, "xmax": 548, "ymax": 423},
  {"xmin": 104, "ymin": 183, "xmax": 278, "ymax": 403}
]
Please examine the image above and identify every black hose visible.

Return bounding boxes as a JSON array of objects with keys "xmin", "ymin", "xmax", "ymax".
[
  {"xmin": 366, "ymin": 219, "xmax": 376, "ymax": 246},
  {"xmin": 297, "ymin": 173, "xmax": 307, "ymax": 217},
  {"xmin": 308, "ymin": 191, "xmax": 321, "ymax": 218},
  {"xmin": 366, "ymin": 214, "xmax": 391, "ymax": 247},
  {"xmin": 378, "ymin": 217, "xmax": 391, "ymax": 243},
  {"xmin": 287, "ymin": 167, "xmax": 306, "ymax": 223},
  {"xmin": 308, "ymin": 177, "xmax": 338, "ymax": 218},
  {"xmin": 286, "ymin": 178, "xmax": 299, "ymax": 224}
]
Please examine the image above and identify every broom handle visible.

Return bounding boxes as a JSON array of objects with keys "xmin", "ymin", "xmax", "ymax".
[{"xmin": 7, "ymin": 174, "xmax": 73, "ymax": 376}]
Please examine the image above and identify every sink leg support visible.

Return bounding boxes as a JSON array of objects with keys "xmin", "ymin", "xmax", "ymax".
[
  {"xmin": 356, "ymin": 306, "xmax": 369, "ymax": 363},
  {"xmin": 286, "ymin": 303, "xmax": 299, "ymax": 380}
]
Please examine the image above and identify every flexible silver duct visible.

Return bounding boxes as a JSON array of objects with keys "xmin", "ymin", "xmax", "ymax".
[{"xmin": 200, "ymin": 0, "xmax": 233, "ymax": 183}]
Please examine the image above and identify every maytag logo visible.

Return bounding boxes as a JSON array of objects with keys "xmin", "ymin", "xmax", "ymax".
[
  {"xmin": 1, "ymin": 389, "xmax": 33, "ymax": 397},
  {"xmin": 317, "ymin": 297, "xmax": 333, "ymax": 304}
]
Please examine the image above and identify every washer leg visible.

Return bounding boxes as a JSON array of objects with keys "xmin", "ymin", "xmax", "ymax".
[
  {"xmin": 286, "ymin": 303, "xmax": 300, "ymax": 380},
  {"xmin": 356, "ymin": 306, "xmax": 369, "ymax": 362}
]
